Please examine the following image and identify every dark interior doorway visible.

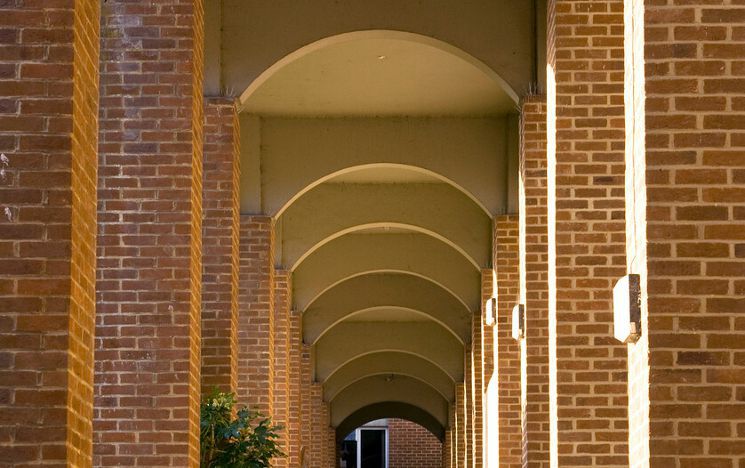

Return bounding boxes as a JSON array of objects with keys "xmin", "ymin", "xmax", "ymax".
[{"xmin": 360, "ymin": 429, "xmax": 386, "ymax": 468}]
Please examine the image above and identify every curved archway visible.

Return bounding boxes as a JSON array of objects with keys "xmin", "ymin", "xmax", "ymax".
[
  {"xmin": 314, "ymin": 321, "xmax": 464, "ymax": 383},
  {"xmin": 302, "ymin": 273, "xmax": 472, "ymax": 345},
  {"xmin": 272, "ymin": 163, "xmax": 492, "ymax": 220},
  {"xmin": 276, "ymin": 182, "xmax": 492, "ymax": 270},
  {"xmin": 292, "ymin": 231, "xmax": 480, "ymax": 311},
  {"xmin": 323, "ymin": 351, "xmax": 454, "ymax": 402},
  {"xmin": 336, "ymin": 402, "xmax": 445, "ymax": 442},
  {"xmin": 239, "ymin": 30, "xmax": 519, "ymax": 109},
  {"xmin": 330, "ymin": 374, "xmax": 449, "ymax": 431}
]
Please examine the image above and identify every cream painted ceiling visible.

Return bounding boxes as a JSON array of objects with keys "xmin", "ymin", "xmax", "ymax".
[{"xmin": 243, "ymin": 37, "xmax": 514, "ymax": 117}]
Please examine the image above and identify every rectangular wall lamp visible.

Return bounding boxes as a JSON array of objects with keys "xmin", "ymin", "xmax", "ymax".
[
  {"xmin": 485, "ymin": 297, "xmax": 497, "ymax": 327},
  {"xmin": 613, "ymin": 274, "xmax": 642, "ymax": 343},
  {"xmin": 511, "ymin": 304, "xmax": 524, "ymax": 341}
]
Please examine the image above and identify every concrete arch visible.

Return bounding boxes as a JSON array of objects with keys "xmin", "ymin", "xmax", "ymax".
[
  {"xmin": 237, "ymin": 30, "xmax": 519, "ymax": 107},
  {"xmin": 314, "ymin": 322, "xmax": 464, "ymax": 383},
  {"xmin": 302, "ymin": 273, "xmax": 472, "ymax": 345},
  {"xmin": 292, "ymin": 231, "xmax": 481, "ymax": 311},
  {"xmin": 330, "ymin": 374, "xmax": 449, "ymax": 432},
  {"xmin": 323, "ymin": 351, "xmax": 455, "ymax": 403},
  {"xmin": 271, "ymin": 163, "xmax": 491, "ymax": 220},
  {"xmin": 276, "ymin": 183, "xmax": 492, "ymax": 270},
  {"xmin": 336, "ymin": 402, "xmax": 445, "ymax": 442}
]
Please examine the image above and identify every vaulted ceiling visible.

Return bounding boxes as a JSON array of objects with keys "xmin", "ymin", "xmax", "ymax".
[{"xmin": 213, "ymin": 2, "xmax": 543, "ymax": 437}]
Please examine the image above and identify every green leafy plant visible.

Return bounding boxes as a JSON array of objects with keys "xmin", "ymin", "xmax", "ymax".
[{"xmin": 200, "ymin": 390, "xmax": 285, "ymax": 467}]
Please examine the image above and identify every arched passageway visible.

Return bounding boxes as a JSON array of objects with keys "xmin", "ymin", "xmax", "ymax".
[
  {"xmin": 231, "ymin": 25, "xmax": 520, "ymax": 467},
  {"xmin": 8, "ymin": 1, "xmax": 743, "ymax": 467}
]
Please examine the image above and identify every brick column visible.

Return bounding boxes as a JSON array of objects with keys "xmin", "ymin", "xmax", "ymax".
[
  {"xmin": 454, "ymin": 383, "xmax": 465, "ymax": 467},
  {"xmin": 287, "ymin": 308, "xmax": 303, "ymax": 466},
  {"xmin": 519, "ymin": 97, "xmax": 551, "ymax": 468},
  {"xmin": 273, "ymin": 270, "xmax": 291, "ymax": 466},
  {"xmin": 95, "ymin": 1, "xmax": 203, "ymax": 466},
  {"xmin": 481, "ymin": 268, "xmax": 496, "ymax": 467},
  {"xmin": 547, "ymin": 1, "xmax": 629, "ymax": 465},
  {"xmin": 300, "ymin": 344, "xmax": 313, "ymax": 466},
  {"xmin": 238, "ymin": 215, "xmax": 274, "ymax": 414},
  {"xmin": 625, "ymin": 2, "xmax": 745, "ymax": 466},
  {"xmin": 442, "ymin": 417, "xmax": 453, "ymax": 468},
  {"xmin": 464, "ymin": 349, "xmax": 473, "ymax": 467},
  {"xmin": 310, "ymin": 382, "xmax": 328, "ymax": 468},
  {"xmin": 494, "ymin": 216, "xmax": 522, "ymax": 467},
  {"xmin": 0, "ymin": 1, "xmax": 99, "ymax": 465},
  {"xmin": 201, "ymin": 98, "xmax": 239, "ymax": 396},
  {"xmin": 471, "ymin": 284, "xmax": 484, "ymax": 468}
]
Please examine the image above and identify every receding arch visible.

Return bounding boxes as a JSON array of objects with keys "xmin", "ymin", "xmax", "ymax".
[
  {"xmin": 329, "ymin": 374, "xmax": 449, "ymax": 432},
  {"xmin": 314, "ymin": 322, "xmax": 464, "ymax": 383},
  {"xmin": 286, "ymin": 222, "xmax": 480, "ymax": 272},
  {"xmin": 336, "ymin": 402, "xmax": 445, "ymax": 442},
  {"xmin": 323, "ymin": 351, "xmax": 455, "ymax": 403},
  {"xmin": 239, "ymin": 30, "xmax": 519, "ymax": 110},
  {"xmin": 276, "ymin": 183, "xmax": 492, "ymax": 270},
  {"xmin": 302, "ymin": 273, "xmax": 472, "ymax": 345},
  {"xmin": 272, "ymin": 163, "xmax": 491, "ymax": 219},
  {"xmin": 292, "ymin": 231, "xmax": 480, "ymax": 311}
]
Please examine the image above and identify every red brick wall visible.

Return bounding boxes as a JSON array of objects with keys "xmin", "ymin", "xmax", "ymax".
[
  {"xmin": 518, "ymin": 97, "xmax": 551, "ymax": 468},
  {"xmin": 481, "ymin": 267, "xmax": 496, "ymax": 467},
  {"xmin": 238, "ymin": 215, "xmax": 274, "ymax": 414},
  {"xmin": 300, "ymin": 343, "xmax": 313, "ymax": 466},
  {"xmin": 0, "ymin": 0, "xmax": 99, "ymax": 465},
  {"xmin": 273, "ymin": 270, "xmax": 291, "ymax": 466},
  {"xmin": 388, "ymin": 418, "xmax": 443, "ymax": 468},
  {"xmin": 471, "ymin": 272, "xmax": 486, "ymax": 467},
  {"xmin": 201, "ymin": 98, "xmax": 239, "ymax": 396},
  {"xmin": 287, "ymin": 308, "xmax": 303, "ymax": 466},
  {"xmin": 625, "ymin": 2, "xmax": 745, "ymax": 466},
  {"xmin": 547, "ymin": 1, "xmax": 629, "ymax": 465},
  {"xmin": 494, "ymin": 216, "xmax": 522, "ymax": 467},
  {"xmin": 454, "ymin": 383, "xmax": 465, "ymax": 466},
  {"xmin": 94, "ymin": 1, "xmax": 204, "ymax": 465},
  {"xmin": 464, "ymin": 349, "xmax": 473, "ymax": 466}
]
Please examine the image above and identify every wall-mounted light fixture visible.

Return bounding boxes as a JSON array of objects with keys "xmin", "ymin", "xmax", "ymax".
[
  {"xmin": 613, "ymin": 274, "xmax": 641, "ymax": 343},
  {"xmin": 484, "ymin": 297, "xmax": 497, "ymax": 326},
  {"xmin": 511, "ymin": 304, "xmax": 525, "ymax": 341}
]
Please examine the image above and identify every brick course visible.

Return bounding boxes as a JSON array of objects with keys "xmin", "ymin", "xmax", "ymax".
[
  {"xmin": 238, "ymin": 215, "xmax": 274, "ymax": 414},
  {"xmin": 547, "ymin": 1, "xmax": 630, "ymax": 465},
  {"xmin": 201, "ymin": 98, "xmax": 239, "ymax": 396},
  {"xmin": 625, "ymin": 1, "xmax": 745, "ymax": 466},
  {"xmin": 94, "ymin": 1, "xmax": 204, "ymax": 465},
  {"xmin": 494, "ymin": 216, "xmax": 522, "ymax": 468},
  {"xmin": 273, "ymin": 270, "xmax": 291, "ymax": 467},
  {"xmin": 0, "ymin": 0, "xmax": 99, "ymax": 465},
  {"xmin": 388, "ymin": 418, "xmax": 443, "ymax": 468},
  {"xmin": 519, "ymin": 97, "xmax": 551, "ymax": 468}
]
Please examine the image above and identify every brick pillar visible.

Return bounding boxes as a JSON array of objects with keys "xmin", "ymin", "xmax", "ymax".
[
  {"xmin": 547, "ymin": 1, "xmax": 629, "ymax": 465},
  {"xmin": 481, "ymin": 268, "xmax": 496, "ymax": 467},
  {"xmin": 624, "ymin": 2, "xmax": 745, "ymax": 466},
  {"xmin": 95, "ymin": 1, "xmax": 203, "ymax": 466},
  {"xmin": 472, "ymin": 279, "xmax": 485, "ymax": 468},
  {"xmin": 494, "ymin": 216, "xmax": 522, "ymax": 467},
  {"xmin": 464, "ymin": 349, "xmax": 473, "ymax": 467},
  {"xmin": 300, "ymin": 344, "xmax": 313, "ymax": 466},
  {"xmin": 238, "ymin": 215, "xmax": 274, "ymax": 414},
  {"xmin": 442, "ymin": 417, "xmax": 453, "ymax": 468},
  {"xmin": 201, "ymin": 98, "xmax": 239, "ymax": 396},
  {"xmin": 519, "ymin": 96, "xmax": 551, "ymax": 468},
  {"xmin": 454, "ymin": 383, "xmax": 465, "ymax": 467},
  {"xmin": 273, "ymin": 270, "xmax": 291, "ymax": 466},
  {"xmin": 0, "ymin": 1, "xmax": 99, "ymax": 465},
  {"xmin": 310, "ymin": 382, "xmax": 328, "ymax": 468},
  {"xmin": 288, "ymin": 309, "xmax": 303, "ymax": 466}
]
